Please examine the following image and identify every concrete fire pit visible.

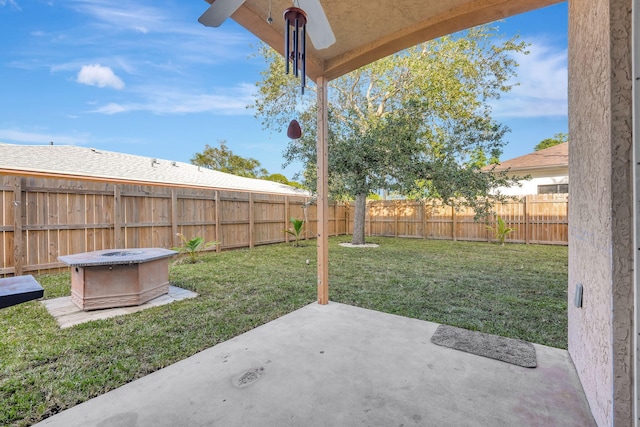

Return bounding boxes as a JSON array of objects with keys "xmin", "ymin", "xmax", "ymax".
[{"xmin": 59, "ymin": 248, "xmax": 177, "ymax": 311}]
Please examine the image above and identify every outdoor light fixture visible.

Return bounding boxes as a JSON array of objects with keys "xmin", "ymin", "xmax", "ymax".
[{"xmin": 284, "ymin": 6, "xmax": 307, "ymax": 94}]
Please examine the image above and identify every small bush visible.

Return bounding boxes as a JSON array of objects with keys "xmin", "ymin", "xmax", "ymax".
[{"xmin": 172, "ymin": 233, "xmax": 219, "ymax": 263}]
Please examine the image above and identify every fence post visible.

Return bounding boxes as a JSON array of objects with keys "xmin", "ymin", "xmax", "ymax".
[
  {"xmin": 524, "ymin": 195, "xmax": 530, "ymax": 245},
  {"xmin": 215, "ymin": 191, "xmax": 221, "ymax": 252},
  {"xmin": 422, "ymin": 201, "xmax": 427, "ymax": 239},
  {"xmin": 452, "ymin": 206, "xmax": 457, "ymax": 241},
  {"xmin": 346, "ymin": 202, "xmax": 350, "ymax": 236},
  {"xmin": 486, "ymin": 213, "xmax": 491, "ymax": 242},
  {"xmin": 12, "ymin": 177, "xmax": 23, "ymax": 276},
  {"xmin": 565, "ymin": 194, "xmax": 569, "ymax": 244},
  {"xmin": 394, "ymin": 201, "xmax": 399, "ymax": 238},
  {"xmin": 284, "ymin": 196, "xmax": 290, "ymax": 243},
  {"xmin": 249, "ymin": 193, "xmax": 254, "ymax": 248},
  {"xmin": 304, "ymin": 198, "xmax": 310, "ymax": 241},
  {"xmin": 171, "ymin": 188, "xmax": 179, "ymax": 248},
  {"xmin": 113, "ymin": 185, "xmax": 122, "ymax": 249},
  {"xmin": 367, "ymin": 201, "xmax": 372, "ymax": 237}
]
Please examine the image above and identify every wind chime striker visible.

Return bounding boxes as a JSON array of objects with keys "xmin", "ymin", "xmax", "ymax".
[
  {"xmin": 287, "ymin": 119, "xmax": 302, "ymax": 139},
  {"xmin": 283, "ymin": 7, "xmax": 307, "ymax": 95}
]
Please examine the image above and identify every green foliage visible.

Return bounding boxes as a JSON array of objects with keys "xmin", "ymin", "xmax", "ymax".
[
  {"xmin": 486, "ymin": 216, "xmax": 516, "ymax": 245},
  {"xmin": 252, "ymin": 25, "xmax": 529, "ymax": 232},
  {"xmin": 261, "ymin": 173, "xmax": 305, "ymax": 189},
  {"xmin": 283, "ymin": 217, "xmax": 305, "ymax": 246},
  {"xmin": 172, "ymin": 233, "xmax": 219, "ymax": 263},
  {"xmin": 191, "ymin": 140, "xmax": 268, "ymax": 178},
  {"xmin": 534, "ymin": 132, "xmax": 568, "ymax": 151}
]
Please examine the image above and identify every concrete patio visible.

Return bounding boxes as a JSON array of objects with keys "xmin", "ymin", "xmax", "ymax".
[{"xmin": 35, "ymin": 302, "xmax": 594, "ymax": 426}]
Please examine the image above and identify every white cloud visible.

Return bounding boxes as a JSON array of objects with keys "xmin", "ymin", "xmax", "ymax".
[
  {"xmin": 92, "ymin": 103, "xmax": 128, "ymax": 114},
  {"xmin": 7, "ymin": 3, "xmax": 252, "ymax": 78},
  {"xmin": 67, "ymin": 1, "xmax": 170, "ymax": 34},
  {"xmin": 51, "ymin": 58, "xmax": 135, "ymax": 75},
  {"xmin": 0, "ymin": 0, "xmax": 21, "ymax": 10},
  {"xmin": 90, "ymin": 83, "xmax": 255, "ymax": 116},
  {"xmin": 491, "ymin": 41, "xmax": 567, "ymax": 118},
  {"xmin": 77, "ymin": 64, "xmax": 125, "ymax": 89}
]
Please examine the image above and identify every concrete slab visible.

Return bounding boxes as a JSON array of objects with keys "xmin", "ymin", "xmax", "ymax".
[
  {"xmin": 41, "ymin": 285, "xmax": 197, "ymax": 328},
  {"xmin": 34, "ymin": 302, "xmax": 595, "ymax": 426}
]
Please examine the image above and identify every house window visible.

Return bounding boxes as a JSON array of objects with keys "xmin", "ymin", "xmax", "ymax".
[{"xmin": 538, "ymin": 184, "xmax": 568, "ymax": 194}]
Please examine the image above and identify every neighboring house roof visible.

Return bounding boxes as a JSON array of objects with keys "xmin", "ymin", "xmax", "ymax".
[
  {"xmin": 0, "ymin": 143, "xmax": 307, "ymax": 196},
  {"xmin": 485, "ymin": 142, "xmax": 568, "ymax": 172}
]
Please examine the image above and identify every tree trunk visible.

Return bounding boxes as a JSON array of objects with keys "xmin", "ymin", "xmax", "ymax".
[{"xmin": 352, "ymin": 193, "xmax": 367, "ymax": 245}]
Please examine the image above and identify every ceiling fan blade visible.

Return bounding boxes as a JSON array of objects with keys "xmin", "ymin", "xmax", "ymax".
[
  {"xmin": 198, "ymin": 0, "xmax": 247, "ymax": 28},
  {"xmin": 297, "ymin": 0, "xmax": 336, "ymax": 50}
]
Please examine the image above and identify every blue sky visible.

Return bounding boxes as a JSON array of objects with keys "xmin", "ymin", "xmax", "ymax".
[{"xmin": 0, "ymin": 1, "xmax": 567, "ymax": 180}]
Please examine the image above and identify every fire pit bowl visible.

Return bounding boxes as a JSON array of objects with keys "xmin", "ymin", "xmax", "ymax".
[{"xmin": 59, "ymin": 248, "xmax": 177, "ymax": 311}]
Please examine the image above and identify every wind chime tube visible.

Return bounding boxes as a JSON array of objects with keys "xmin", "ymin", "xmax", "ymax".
[
  {"xmin": 293, "ymin": 17, "xmax": 299, "ymax": 78},
  {"xmin": 301, "ymin": 25, "xmax": 306, "ymax": 94},
  {"xmin": 284, "ymin": 18, "xmax": 290, "ymax": 74}
]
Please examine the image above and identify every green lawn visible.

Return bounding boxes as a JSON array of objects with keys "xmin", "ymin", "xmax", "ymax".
[{"xmin": 1, "ymin": 237, "xmax": 567, "ymax": 426}]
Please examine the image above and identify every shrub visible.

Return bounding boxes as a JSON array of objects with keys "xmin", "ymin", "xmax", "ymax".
[
  {"xmin": 172, "ymin": 233, "xmax": 219, "ymax": 263},
  {"xmin": 283, "ymin": 218, "xmax": 305, "ymax": 247},
  {"xmin": 486, "ymin": 216, "xmax": 516, "ymax": 245}
]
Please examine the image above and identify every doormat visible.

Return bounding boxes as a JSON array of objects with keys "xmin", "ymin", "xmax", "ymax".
[{"xmin": 430, "ymin": 325, "xmax": 537, "ymax": 368}]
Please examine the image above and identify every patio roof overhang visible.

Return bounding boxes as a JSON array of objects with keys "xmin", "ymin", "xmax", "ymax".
[
  {"xmin": 201, "ymin": 0, "xmax": 563, "ymax": 304},
  {"xmin": 207, "ymin": 0, "xmax": 562, "ymax": 81}
]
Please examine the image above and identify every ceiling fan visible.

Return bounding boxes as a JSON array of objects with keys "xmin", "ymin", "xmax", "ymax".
[{"xmin": 198, "ymin": 0, "xmax": 336, "ymax": 50}]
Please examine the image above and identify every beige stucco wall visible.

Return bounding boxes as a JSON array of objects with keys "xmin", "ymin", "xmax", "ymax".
[{"xmin": 567, "ymin": 0, "xmax": 633, "ymax": 425}]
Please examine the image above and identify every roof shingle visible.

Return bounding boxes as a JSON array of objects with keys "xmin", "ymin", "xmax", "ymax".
[
  {"xmin": 0, "ymin": 143, "xmax": 307, "ymax": 196},
  {"xmin": 487, "ymin": 142, "xmax": 568, "ymax": 172}
]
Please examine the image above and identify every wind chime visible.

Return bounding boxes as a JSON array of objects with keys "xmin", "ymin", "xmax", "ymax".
[
  {"xmin": 283, "ymin": 5, "xmax": 307, "ymax": 139},
  {"xmin": 283, "ymin": 6, "xmax": 307, "ymax": 94}
]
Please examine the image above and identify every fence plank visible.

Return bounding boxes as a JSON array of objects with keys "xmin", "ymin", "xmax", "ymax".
[
  {"xmin": 249, "ymin": 193, "xmax": 254, "ymax": 248},
  {"xmin": 284, "ymin": 196, "xmax": 290, "ymax": 243},
  {"xmin": 171, "ymin": 189, "xmax": 178, "ymax": 247},
  {"xmin": 114, "ymin": 185, "xmax": 122, "ymax": 248},
  {"xmin": 214, "ymin": 191, "xmax": 221, "ymax": 252},
  {"xmin": 12, "ymin": 177, "xmax": 23, "ymax": 276}
]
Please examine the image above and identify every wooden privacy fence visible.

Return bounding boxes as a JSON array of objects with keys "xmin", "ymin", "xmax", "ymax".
[
  {"xmin": 1, "ymin": 174, "xmax": 568, "ymax": 276},
  {"xmin": 0, "ymin": 175, "xmax": 349, "ymax": 276},
  {"xmin": 361, "ymin": 194, "xmax": 568, "ymax": 245}
]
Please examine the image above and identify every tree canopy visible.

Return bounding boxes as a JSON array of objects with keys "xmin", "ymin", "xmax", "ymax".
[
  {"xmin": 191, "ymin": 140, "xmax": 268, "ymax": 178},
  {"xmin": 252, "ymin": 25, "xmax": 527, "ymax": 243},
  {"xmin": 191, "ymin": 140, "xmax": 304, "ymax": 188},
  {"xmin": 261, "ymin": 173, "xmax": 305, "ymax": 188},
  {"xmin": 534, "ymin": 132, "xmax": 568, "ymax": 151}
]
